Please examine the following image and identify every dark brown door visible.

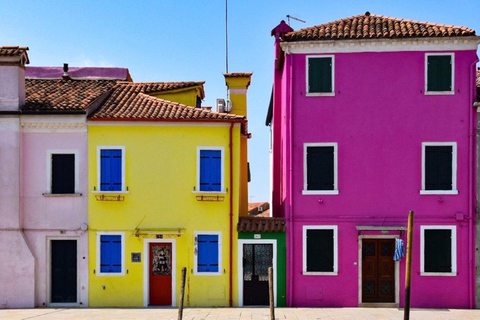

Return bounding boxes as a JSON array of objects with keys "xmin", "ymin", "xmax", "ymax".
[
  {"xmin": 362, "ymin": 239, "xmax": 395, "ymax": 303},
  {"xmin": 149, "ymin": 243, "xmax": 172, "ymax": 305},
  {"xmin": 243, "ymin": 244, "xmax": 273, "ymax": 306}
]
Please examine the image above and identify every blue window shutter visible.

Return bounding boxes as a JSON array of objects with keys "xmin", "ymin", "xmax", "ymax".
[
  {"xmin": 200, "ymin": 150, "xmax": 221, "ymax": 192},
  {"xmin": 100, "ymin": 235, "xmax": 122, "ymax": 273},
  {"xmin": 197, "ymin": 235, "xmax": 219, "ymax": 272},
  {"xmin": 100, "ymin": 149, "xmax": 122, "ymax": 191}
]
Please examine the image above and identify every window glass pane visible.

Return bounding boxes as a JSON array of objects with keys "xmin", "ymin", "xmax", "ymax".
[
  {"xmin": 200, "ymin": 150, "xmax": 221, "ymax": 192},
  {"xmin": 307, "ymin": 146, "xmax": 334, "ymax": 190},
  {"xmin": 308, "ymin": 57, "xmax": 332, "ymax": 93},
  {"xmin": 197, "ymin": 234, "xmax": 219, "ymax": 272},
  {"xmin": 424, "ymin": 229, "xmax": 452, "ymax": 272},
  {"xmin": 427, "ymin": 55, "xmax": 452, "ymax": 92},
  {"xmin": 100, "ymin": 149, "xmax": 122, "ymax": 191},
  {"xmin": 100, "ymin": 235, "xmax": 122, "ymax": 273},
  {"xmin": 306, "ymin": 229, "xmax": 334, "ymax": 272},
  {"xmin": 425, "ymin": 146, "xmax": 452, "ymax": 190},
  {"xmin": 52, "ymin": 154, "xmax": 75, "ymax": 194}
]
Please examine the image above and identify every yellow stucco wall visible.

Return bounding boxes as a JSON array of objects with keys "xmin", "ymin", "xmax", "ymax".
[
  {"xmin": 88, "ymin": 123, "xmax": 243, "ymax": 307},
  {"xmin": 150, "ymin": 86, "xmax": 203, "ymax": 107}
]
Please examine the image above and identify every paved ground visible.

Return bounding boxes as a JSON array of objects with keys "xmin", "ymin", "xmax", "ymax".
[{"xmin": 1, "ymin": 308, "xmax": 480, "ymax": 320}]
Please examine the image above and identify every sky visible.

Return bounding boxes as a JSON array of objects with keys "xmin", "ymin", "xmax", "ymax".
[{"xmin": 2, "ymin": 0, "xmax": 479, "ymax": 203}]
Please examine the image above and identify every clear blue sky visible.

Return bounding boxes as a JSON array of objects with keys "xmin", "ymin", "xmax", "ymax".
[{"xmin": 2, "ymin": 0, "xmax": 479, "ymax": 203}]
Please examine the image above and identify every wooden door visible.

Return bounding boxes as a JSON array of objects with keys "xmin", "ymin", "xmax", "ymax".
[
  {"xmin": 362, "ymin": 239, "xmax": 395, "ymax": 303},
  {"xmin": 149, "ymin": 243, "xmax": 172, "ymax": 305},
  {"xmin": 243, "ymin": 244, "xmax": 273, "ymax": 306},
  {"xmin": 51, "ymin": 240, "xmax": 77, "ymax": 303}
]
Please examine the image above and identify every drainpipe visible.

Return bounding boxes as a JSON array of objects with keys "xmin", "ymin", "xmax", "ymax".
[
  {"xmin": 286, "ymin": 48, "xmax": 294, "ymax": 307},
  {"xmin": 468, "ymin": 57, "xmax": 479, "ymax": 309},
  {"xmin": 229, "ymin": 122, "xmax": 234, "ymax": 307}
]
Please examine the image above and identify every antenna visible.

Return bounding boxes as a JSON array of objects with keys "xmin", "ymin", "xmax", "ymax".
[
  {"xmin": 286, "ymin": 15, "xmax": 306, "ymax": 25},
  {"xmin": 225, "ymin": 0, "xmax": 229, "ymax": 73}
]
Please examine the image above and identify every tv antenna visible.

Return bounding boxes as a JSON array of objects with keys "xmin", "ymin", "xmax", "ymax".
[{"xmin": 286, "ymin": 15, "xmax": 306, "ymax": 26}]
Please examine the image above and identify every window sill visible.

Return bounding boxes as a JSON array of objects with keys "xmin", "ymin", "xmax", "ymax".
[
  {"xmin": 424, "ymin": 91, "xmax": 455, "ymax": 95},
  {"xmin": 96, "ymin": 272, "xmax": 126, "ymax": 277},
  {"xmin": 192, "ymin": 191, "xmax": 227, "ymax": 194},
  {"xmin": 43, "ymin": 193, "xmax": 82, "ymax": 197},
  {"xmin": 306, "ymin": 92, "xmax": 335, "ymax": 97},
  {"xmin": 193, "ymin": 272, "xmax": 222, "ymax": 276},
  {"xmin": 91, "ymin": 191, "xmax": 130, "ymax": 194},
  {"xmin": 420, "ymin": 272, "xmax": 456, "ymax": 277},
  {"xmin": 302, "ymin": 271, "xmax": 338, "ymax": 276},
  {"xmin": 419, "ymin": 190, "xmax": 458, "ymax": 195},
  {"xmin": 302, "ymin": 190, "xmax": 339, "ymax": 195}
]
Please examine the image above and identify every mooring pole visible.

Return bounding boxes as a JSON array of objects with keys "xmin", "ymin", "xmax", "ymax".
[
  {"xmin": 178, "ymin": 267, "xmax": 187, "ymax": 320},
  {"xmin": 404, "ymin": 211, "xmax": 414, "ymax": 320},
  {"xmin": 268, "ymin": 267, "xmax": 275, "ymax": 320}
]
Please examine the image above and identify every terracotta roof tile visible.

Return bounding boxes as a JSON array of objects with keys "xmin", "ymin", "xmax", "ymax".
[
  {"xmin": 24, "ymin": 79, "xmax": 117, "ymax": 113},
  {"xmin": 237, "ymin": 217, "xmax": 285, "ymax": 233},
  {"xmin": 89, "ymin": 82, "xmax": 245, "ymax": 121},
  {"xmin": 223, "ymin": 72, "xmax": 253, "ymax": 78},
  {"xmin": 248, "ymin": 202, "xmax": 270, "ymax": 217},
  {"xmin": 0, "ymin": 46, "xmax": 29, "ymax": 64},
  {"xmin": 284, "ymin": 12, "xmax": 476, "ymax": 42}
]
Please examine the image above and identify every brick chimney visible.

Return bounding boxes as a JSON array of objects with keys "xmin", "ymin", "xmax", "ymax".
[
  {"xmin": 223, "ymin": 72, "xmax": 252, "ymax": 117},
  {"xmin": 0, "ymin": 46, "xmax": 29, "ymax": 111}
]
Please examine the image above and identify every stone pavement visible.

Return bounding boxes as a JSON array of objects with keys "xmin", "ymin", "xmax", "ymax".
[{"xmin": 0, "ymin": 307, "xmax": 479, "ymax": 320}]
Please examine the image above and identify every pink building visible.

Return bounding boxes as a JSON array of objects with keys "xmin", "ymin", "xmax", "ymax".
[{"xmin": 268, "ymin": 13, "xmax": 480, "ymax": 308}]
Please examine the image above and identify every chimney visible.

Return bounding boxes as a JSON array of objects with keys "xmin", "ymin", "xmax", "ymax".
[
  {"xmin": 62, "ymin": 63, "xmax": 70, "ymax": 80},
  {"xmin": 0, "ymin": 46, "xmax": 29, "ymax": 111},
  {"xmin": 223, "ymin": 72, "xmax": 253, "ymax": 117}
]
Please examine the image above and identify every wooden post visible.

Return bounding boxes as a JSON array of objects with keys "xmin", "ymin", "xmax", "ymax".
[
  {"xmin": 268, "ymin": 267, "xmax": 275, "ymax": 320},
  {"xmin": 178, "ymin": 267, "xmax": 187, "ymax": 320},
  {"xmin": 404, "ymin": 211, "xmax": 414, "ymax": 320}
]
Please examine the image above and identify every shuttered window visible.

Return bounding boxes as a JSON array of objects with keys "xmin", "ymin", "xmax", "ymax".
[
  {"xmin": 100, "ymin": 149, "xmax": 122, "ymax": 191},
  {"xmin": 100, "ymin": 235, "xmax": 122, "ymax": 273},
  {"xmin": 424, "ymin": 229, "xmax": 452, "ymax": 272},
  {"xmin": 199, "ymin": 150, "xmax": 222, "ymax": 192},
  {"xmin": 308, "ymin": 57, "xmax": 333, "ymax": 94},
  {"xmin": 51, "ymin": 154, "xmax": 75, "ymax": 194},
  {"xmin": 306, "ymin": 146, "xmax": 335, "ymax": 191},
  {"xmin": 197, "ymin": 234, "xmax": 219, "ymax": 273},
  {"xmin": 425, "ymin": 146, "xmax": 453, "ymax": 191},
  {"xmin": 304, "ymin": 227, "xmax": 337, "ymax": 273},
  {"xmin": 427, "ymin": 55, "xmax": 452, "ymax": 92}
]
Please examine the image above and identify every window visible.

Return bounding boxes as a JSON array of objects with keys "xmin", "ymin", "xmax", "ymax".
[
  {"xmin": 307, "ymin": 56, "xmax": 334, "ymax": 95},
  {"xmin": 421, "ymin": 226, "xmax": 456, "ymax": 276},
  {"xmin": 425, "ymin": 53, "xmax": 454, "ymax": 94},
  {"xmin": 197, "ymin": 147, "xmax": 224, "ymax": 192},
  {"xmin": 96, "ymin": 232, "xmax": 125, "ymax": 276},
  {"xmin": 421, "ymin": 143, "xmax": 457, "ymax": 195},
  {"xmin": 46, "ymin": 150, "xmax": 78, "ymax": 195},
  {"xmin": 194, "ymin": 232, "xmax": 221, "ymax": 275},
  {"xmin": 302, "ymin": 226, "xmax": 338, "ymax": 275},
  {"xmin": 303, "ymin": 143, "xmax": 338, "ymax": 195},
  {"xmin": 97, "ymin": 147, "xmax": 125, "ymax": 192}
]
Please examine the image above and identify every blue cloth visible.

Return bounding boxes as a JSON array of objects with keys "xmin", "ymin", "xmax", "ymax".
[{"xmin": 394, "ymin": 239, "xmax": 405, "ymax": 261}]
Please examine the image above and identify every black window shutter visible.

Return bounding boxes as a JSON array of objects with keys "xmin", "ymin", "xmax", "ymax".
[
  {"xmin": 427, "ymin": 55, "xmax": 452, "ymax": 92},
  {"xmin": 307, "ymin": 146, "xmax": 334, "ymax": 190},
  {"xmin": 52, "ymin": 154, "xmax": 75, "ymax": 194},
  {"xmin": 309, "ymin": 57, "xmax": 332, "ymax": 93},
  {"xmin": 425, "ymin": 146, "xmax": 452, "ymax": 191},
  {"xmin": 306, "ymin": 229, "xmax": 334, "ymax": 272},
  {"xmin": 424, "ymin": 229, "xmax": 452, "ymax": 272}
]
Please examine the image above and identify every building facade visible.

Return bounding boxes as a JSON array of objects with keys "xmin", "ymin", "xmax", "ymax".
[{"xmin": 269, "ymin": 13, "xmax": 480, "ymax": 308}]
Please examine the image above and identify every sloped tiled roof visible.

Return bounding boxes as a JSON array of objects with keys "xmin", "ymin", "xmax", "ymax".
[
  {"xmin": 0, "ymin": 46, "xmax": 29, "ymax": 64},
  {"xmin": 248, "ymin": 202, "xmax": 270, "ymax": 217},
  {"xmin": 237, "ymin": 217, "xmax": 285, "ymax": 233},
  {"xmin": 89, "ymin": 82, "xmax": 245, "ymax": 121},
  {"xmin": 284, "ymin": 12, "xmax": 476, "ymax": 42},
  {"xmin": 24, "ymin": 79, "xmax": 117, "ymax": 113},
  {"xmin": 26, "ymin": 66, "xmax": 131, "ymax": 81}
]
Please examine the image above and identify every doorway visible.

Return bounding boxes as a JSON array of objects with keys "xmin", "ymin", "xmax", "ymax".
[{"xmin": 50, "ymin": 239, "xmax": 78, "ymax": 304}]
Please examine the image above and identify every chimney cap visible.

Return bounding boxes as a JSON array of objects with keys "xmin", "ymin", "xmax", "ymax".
[{"xmin": 62, "ymin": 63, "xmax": 70, "ymax": 80}]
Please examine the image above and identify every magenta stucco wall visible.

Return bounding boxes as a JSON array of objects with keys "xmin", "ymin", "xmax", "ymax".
[{"xmin": 273, "ymin": 48, "xmax": 478, "ymax": 308}]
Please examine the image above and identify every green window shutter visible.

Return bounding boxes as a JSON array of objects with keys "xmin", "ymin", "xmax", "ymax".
[
  {"xmin": 308, "ymin": 57, "xmax": 332, "ymax": 93},
  {"xmin": 427, "ymin": 55, "xmax": 452, "ymax": 92}
]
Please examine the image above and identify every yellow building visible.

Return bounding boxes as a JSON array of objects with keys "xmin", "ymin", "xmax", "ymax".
[{"xmin": 87, "ymin": 74, "xmax": 251, "ymax": 307}]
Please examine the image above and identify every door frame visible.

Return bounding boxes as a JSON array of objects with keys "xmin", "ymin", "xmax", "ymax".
[
  {"xmin": 46, "ymin": 236, "xmax": 81, "ymax": 307},
  {"xmin": 358, "ymin": 235, "xmax": 399, "ymax": 307},
  {"xmin": 237, "ymin": 239, "xmax": 277, "ymax": 307},
  {"xmin": 143, "ymin": 239, "xmax": 176, "ymax": 307}
]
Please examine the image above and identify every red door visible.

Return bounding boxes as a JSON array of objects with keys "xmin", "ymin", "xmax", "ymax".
[{"xmin": 149, "ymin": 243, "xmax": 172, "ymax": 305}]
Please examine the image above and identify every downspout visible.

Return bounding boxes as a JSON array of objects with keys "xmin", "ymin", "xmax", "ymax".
[
  {"xmin": 286, "ymin": 47, "xmax": 294, "ymax": 307},
  {"xmin": 229, "ymin": 122, "xmax": 234, "ymax": 307},
  {"xmin": 468, "ymin": 57, "xmax": 479, "ymax": 309}
]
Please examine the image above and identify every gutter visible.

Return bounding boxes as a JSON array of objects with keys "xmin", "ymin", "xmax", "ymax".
[{"xmin": 228, "ymin": 122, "xmax": 234, "ymax": 307}]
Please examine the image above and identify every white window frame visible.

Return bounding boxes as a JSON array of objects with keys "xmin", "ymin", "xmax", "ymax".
[
  {"xmin": 96, "ymin": 231, "xmax": 126, "ymax": 276},
  {"xmin": 46, "ymin": 149, "xmax": 80, "ymax": 194},
  {"xmin": 95, "ymin": 146, "xmax": 127, "ymax": 193},
  {"xmin": 303, "ymin": 143, "xmax": 338, "ymax": 195},
  {"xmin": 195, "ymin": 146, "xmax": 226, "ymax": 193},
  {"xmin": 424, "ymin": 52, "xmax": 455, "ymax": 95},
  {"xmin": 420, "ymin": 225, "xmax": 457, "ymax": 276},
  {"xmin": 193, "ymin": 231, "xmax": 222, "ymax": 276},
  {"xmin": 302, "ymin": 225, "xmax": 338, "ymax": 275},
  {"xmin": 306, "ymin": 55, "xmax": 335, "ymax": 96},
  {"xmin": 420, "ymin": 142, "xmax": 457, "ymax": 195}
]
